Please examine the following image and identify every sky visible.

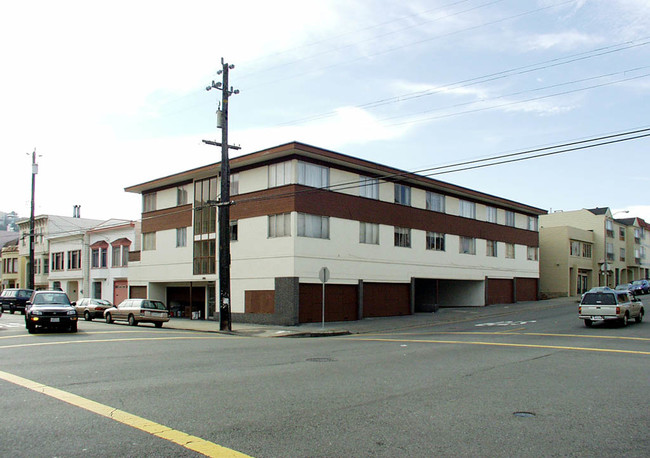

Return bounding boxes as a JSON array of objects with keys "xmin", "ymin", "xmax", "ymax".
[{"xmin": 1, "ymin": 0, "xmax": 649, "ymax": 223}]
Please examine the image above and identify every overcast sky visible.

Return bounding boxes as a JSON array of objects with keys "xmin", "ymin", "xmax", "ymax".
[{"xmin": 2, "ymin": 0, "xmax": 649, "ymax": 223}]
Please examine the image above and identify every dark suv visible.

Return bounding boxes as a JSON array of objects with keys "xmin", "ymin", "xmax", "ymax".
[
  {"xmin": 0, "ymin": 288, "xmax": 34, "ymax": 314},
  {"xmin": 25, "ymin": 290, "xmax": 78, "ymax": 333}
]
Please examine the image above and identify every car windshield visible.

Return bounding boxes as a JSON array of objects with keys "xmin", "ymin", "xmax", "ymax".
[
  {"xmin": 2, "ymin": 290, "xmax": 17, "ymax": 298},
  {"xmin": 17, "ymin": 290, "xmax": 32, "ymax": 298},
  {"xmin": 581, "ymin": 293, "xmax": 616, "ymax": 305},
  {"xmin": 632, "ymin": 281, "xmax": 643, "ymax": 285},
  {"xmin": 32, "ymin": 293, "xmax": 71, "ymax": 306}
]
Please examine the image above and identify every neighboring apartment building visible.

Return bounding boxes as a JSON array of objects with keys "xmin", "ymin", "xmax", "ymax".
[
  {"xmin": 18, "ymin": 214, "xmax": 104, "ymax": 293},
  {"xmin": 87, "ymin": 220, "xmax": 137, "ymax": 305},
  {"xmin": 1, "ymin": 239, "xmax": 20, "ymax": 289},
  {"xmin": 125, "ymin": 142, "xmax": 546, "ymax": 325},
  {"xmin": 540, "ymin": 208, "xmax": 648, "ymax": 298}
]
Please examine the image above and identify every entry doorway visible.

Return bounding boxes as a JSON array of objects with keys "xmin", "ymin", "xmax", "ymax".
[{"xmin": 577, "ymin": 271, "xmax": 589, "ymax": 295}]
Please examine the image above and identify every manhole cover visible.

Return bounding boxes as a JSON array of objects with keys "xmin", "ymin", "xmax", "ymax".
[
  {"xmin": 513, "ymin": 411, "xmax": 536, "ymax": 418},
  {"xmin": 306, "ymin": 357, "xmax": 335, "ymax": 363}
]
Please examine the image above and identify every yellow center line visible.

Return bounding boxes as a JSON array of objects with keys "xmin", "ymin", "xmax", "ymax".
[
  {"xmin": 0, "ymin": 370, "xmax": 251, "ymax": 457},
  {"xmin": 345, "ymin": 336, "xmax": 650, "ymax": 355},
  {"xmin": 361, "ymin": 330, "xmax": 650, "ymax": 342}
]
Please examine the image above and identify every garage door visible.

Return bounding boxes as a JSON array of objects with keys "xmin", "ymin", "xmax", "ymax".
[
  {"xmin": 299, "ymin": 284, "xmax": 358, "ymax": 323},
  {"xmin": 516, "ymin": 278, "xmax": 538, "ymax": 302},
  {"xmin": 486, "ymin": 278, "xmax": 514, "ymax": 305},
  {"xmin": 363, "ymin": 283, "xmax": 410, "ymax": 317}
]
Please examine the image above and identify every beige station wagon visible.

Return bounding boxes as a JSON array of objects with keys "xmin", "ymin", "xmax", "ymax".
[{"xmin": 104, "ymin": 299, "xmax": 170, "ymax": 328}]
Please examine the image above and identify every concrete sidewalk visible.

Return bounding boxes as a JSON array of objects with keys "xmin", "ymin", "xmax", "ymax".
[{"xmin": 162, "ymin": 297, "xmax": 574, "ymax": 337}]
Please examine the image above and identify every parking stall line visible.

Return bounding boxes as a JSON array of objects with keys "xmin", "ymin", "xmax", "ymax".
[
  {"xmin": 0, "ymin": 370, "xmax": 251, "ymax": 457},
  {"xmin": 0, "ymin": 335, "xmax": 239, "ymax": 350}
]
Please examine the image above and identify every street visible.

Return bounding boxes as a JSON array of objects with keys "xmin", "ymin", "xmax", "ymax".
[{"xmin": 1, "ymin": 299, "xmax": 649, "ymax": 457}]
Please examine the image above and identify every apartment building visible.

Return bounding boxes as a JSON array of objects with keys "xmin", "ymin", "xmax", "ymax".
[
  {"xmin": 125, "ymin": 142, "xmax": 545, "ymax": 325},
  {"xmin": 540, "ymin": 207, "xmax": 648, "ymax": 297},
  {"xmin": 1, "ymin": 239, "xmax": 20, "ymax": 289},
  {"xmin": 17, "ymin": 214, "xmax": 104, "ymax": 293}
]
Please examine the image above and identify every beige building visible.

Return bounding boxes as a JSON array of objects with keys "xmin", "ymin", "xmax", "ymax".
[
  {"xmin": 540, "ymin": 207, "xmax": 649, "ymax": 298},
  {"xmin": 1, "ymin": 240, "xmax": 21, "ymax": 289}
]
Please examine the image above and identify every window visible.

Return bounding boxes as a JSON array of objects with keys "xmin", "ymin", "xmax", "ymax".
[
  {"xmin": 527, "ymin": 246, "xmax": 538, "ymax": 261},
  {"xmin": 619, "ymin": 227, "xmax": 625, "ymax": 241},
  {"xmin": 426, "ymin": 192, "xmax": 445, "ymax": 213},
  {"xmin": 230, "ymin": 173, "xmax": 239, "ymax": 196},
  {"xmin": 143, "ymin": 232, "xmax": 156, "ymax": 251},
  {"xmin": 606, "ymin": 219, "xmax": 614, "ymax": 238},
  {"xmin": 394, "ymin": 184, "xmax": 411, "ymax": 206},
  {"xmin": 112, "ymin": 245, "xmax": 121, "ymax": 266},
  {"xmin": 505, "ymin": 211, "xmax": 515, "ymax": 227},
  {"xmin": 298, "ymin": 213, "xmax": 329, "ymax": 239},
  {"xmin": 582, "ymin": 244, "xmax": 592, "ymax": 258},
  {"xmin": 459, "ymin": 237, "xmax": 476, "ymax": 255},
  {"xmin": 486, "ymin": 240, "xmax": 497, "ymax": 257},
  {"xmin": 620, "ymin": 248, "xmax": 626, "ymax": 262},
  {"xmin": 394, "ymin": 227, "xmax": 411, "ymax": 248},
  {"xmin": 486, "ymin": 207, "xmax": 497, "ymax": 223},
  {"xmin": 570, "ymin": 241, "xmax": 581, "ymax": 256},
  {"xmin": 177, "ymin": 185, "xmax": 189, "ymax": 205},
  {"xmin": 34, "ymin": 258, "xmax": 41, "ymax": 275},
  {"xmin": 51, "ymin": 252, "xmax": 64, "ymax": 271},
  {"xmin": 269, "ymin": 162, "xmax": 292, "ymax": 188},
  {"xmin": 268, "ymin": 213, "xmax": 291, "ymax": 238},
  {"xmin": 527, "ymin": 216, "xmax": 538, "ymax": 231},
  {"xmin": 298, "ymin": 162, "xmax": 329, "ymax": 188},
  {"xmin": 230, "ymin": 220, "xmax": 238, "ymax": 241},
  {"xmin": 194, "ymin": 177, "xmax": 217, "ymax": 236},
  {"xmin": 176, "ymin": 227, "xmax": 187, "ymax": 247},
  {"xmin": 506, "ymin": 243, "xmax": 515, "ymax": 259},
  {"xmin": 143, "ymin": 192, "xmax": 157, "ymax": 212},
  {"xmin": 426, "ymin": 232, "xmax": 445, "ymax": 251},
  {"xmin": 91, "ymin": 249, "xmax": 99, "ymax": 268},
  {"xmin": 122, "ymin": 246, "xmax": 129, "ymax": 266},
  {"xmin": 193, "ymin": 239, "xmax": 215, "ymax": 275},
  {"xmin": 66, "ymin": 250, "xmax": 81, "ymax": 270},
  {"xmin": 359, "ymin": 222, "xmax": 379, "ymax": 245},
  {"xmin": 459, "ymin": 200, "xmax": 475, "ymax": 219},
  {"xmin": 606, "ymin": 242, "xmax": 614, "ymax": 261},
  {"xmin": 359, "ymin": 176, "xmax": 379, "ymax": 199}
]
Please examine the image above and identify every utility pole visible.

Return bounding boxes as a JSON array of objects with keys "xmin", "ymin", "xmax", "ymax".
[
  {"xmin": 28, "ymin": 149, "xmax": 38, "ymax": 290},
  {"xmin": 206, "ymin": 58, "xmax": 239, "ymax": 331}
]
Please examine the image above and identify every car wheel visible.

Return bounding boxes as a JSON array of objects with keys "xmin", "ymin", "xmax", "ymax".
[
  {"xmin": 70, "ymin": 322, "xmax": 78, "ymax": 332},
  {"xmin": 20, "ymin": 309, "xmax": 25, "ymax": 315},
  {"xmin": 26, "ymin": 322, "xmax": 35, "ymax": 333},
  {"xmin": 621, "ymin": 314, "xmax": 629, "ymax": 327},
  {"xmin": 635, "ymin": 310, "xmax": 644, "ymax": 324},
  {"xmin": 105, "ymin": 313, "xmax": 113, "ymax": 324},
  {"xmin": 154, "ymin": 322, "xmax": 163, "ymax": 328},
  {"xmin": 84, "ymin": 310, "xmax": 92, "ymax": 321},
  {"xmin": 128, "ymin": 315, "xmax": 138, "ymax": 326},
  {"xmin": 583, "ymin": 319, "xmax": 592, "ymax": 327},
  {"xmin": 10, "ymin": 307, "xmax": 15, "ymax": 314}
]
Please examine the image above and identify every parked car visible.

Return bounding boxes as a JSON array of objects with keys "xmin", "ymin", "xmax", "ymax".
[
  {"xmin": 76, "ymin": 298, "xmax": 113, "ymax": 321},
  {"xmin": 25, "ymin": 290, "xmax": 78, "ymax": 333},
  {"xmin": 615, "ymin": 284, "xmax": 632, "ymax": 292},
  {"xmin": 0, "ymin": 288, "xmax": 34, "ymax": 314},
  {"xmin": 631, "ymin": 280, "xmax": 650, "ymax": 295},
  {"xmin": 578, "ymin": 289, "xmax": 644, "ymax": 327},
  {"xmin": 104, "ymin": 299, "xmax": 170, "ymax": 328}
]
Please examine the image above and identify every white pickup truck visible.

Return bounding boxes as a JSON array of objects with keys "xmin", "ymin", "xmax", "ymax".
[{"xmin": 578, "ymin": 289, "xmax": 644, "ymax": 327}]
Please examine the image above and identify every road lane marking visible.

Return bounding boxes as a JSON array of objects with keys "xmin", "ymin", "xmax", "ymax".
[
  {"xmin": 0, "ymin": 335, "xmax": 238, "ymax": 350},
  {"xmin": 364, "ymin": 330, "xmax": 650, "ymax": 342},
  {"xmin": 0, "ymin": 370, "xmax": 250, "ymax": 457},
  {"xmin": 345, "ymin": 337, "xmax": 650, "ymax": 355}
]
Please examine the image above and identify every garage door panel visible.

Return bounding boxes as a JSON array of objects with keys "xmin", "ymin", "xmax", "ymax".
[{"xmin": 363, "ymin": 283, "xmax": 410, "ymax": 317}]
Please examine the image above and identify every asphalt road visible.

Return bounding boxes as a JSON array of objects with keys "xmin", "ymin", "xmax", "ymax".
[{"xmin": 0, "ymin": 300, "xmax": 648, "ymax": 457}]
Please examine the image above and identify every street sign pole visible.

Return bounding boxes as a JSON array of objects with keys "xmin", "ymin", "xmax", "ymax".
[{"xmin": 319, "ymin": 267, "xmax": 330, "ymax": 329}]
